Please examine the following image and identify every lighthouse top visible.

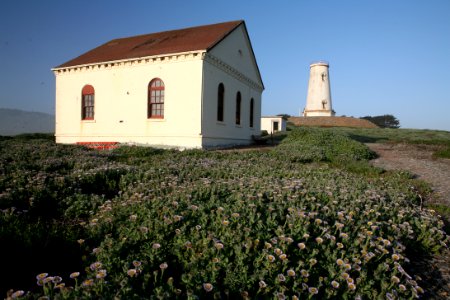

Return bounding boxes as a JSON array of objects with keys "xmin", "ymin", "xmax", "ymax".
[{"xmin": 310, "ymin": 60, "xmax": 329, "ymax": 67}]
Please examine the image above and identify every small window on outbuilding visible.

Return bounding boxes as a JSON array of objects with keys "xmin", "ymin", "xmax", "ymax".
[
  {"xmin": 148, "ymin": 78, "xmax": 165, "ymax": 118},
  {"xmin": 273, "ymin": 121, "xmax": 279, "ymax": 132},
  {"xmin": 81, "ymin": 85, "xmax": 95, "ymax": 120},
  {"xmin": 217, "ymin": 83, "xmax": 225, "ymax": 122}
]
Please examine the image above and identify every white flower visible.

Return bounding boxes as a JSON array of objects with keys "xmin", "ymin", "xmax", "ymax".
[
  {"xmin": 133, "ymin": 260, "xmax": 142, "ymax": 267},
  {"xmin": 214, "ymin": 242, "xmax": 224, "ymax": 250},
  {"xmin": 90, "ymin": 261, "xmax": 102, "ymax": 270},
  {"xmin": 36, "ymin": 273, "xmax": 48, "ymax": 280},
  {"xmin": 203, "ymin": 283, "xmax": 213, "ymax": 292},
  {"xmin": 96, "ymin": 269, "xmax": 107, "ymax": 279},
  {"xmin": 160, "ymin": 262, "xmax": 168, "ymax": 270},
  {"xmin": 259, "ymin": 280, "xmax": 267, "ymax": 288},
  {"xmin": 11, "ymin": 290, "xmax": 25, "ymax": 299}
]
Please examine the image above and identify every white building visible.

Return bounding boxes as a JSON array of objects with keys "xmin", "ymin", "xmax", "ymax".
[
  {"xmin": 261, "ymin": 116, "xmax": 287, "ymax": 134},
  {"xmin": 52, "ymin": 20, "xmax": 264, "ymax": 149},
  {"xmin": 303, "ymin": 61, "xmax": 335, "ymax": 117}
]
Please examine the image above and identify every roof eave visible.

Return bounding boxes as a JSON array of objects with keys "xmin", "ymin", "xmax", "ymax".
[{"xmin": 52, "ymin": 49, "xmax": 207, "ymax": 72}]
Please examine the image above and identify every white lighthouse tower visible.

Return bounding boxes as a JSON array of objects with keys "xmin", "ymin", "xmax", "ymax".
[{"xmin": 303, "ymin": 61, "xmax": 335, "ymax": 117}]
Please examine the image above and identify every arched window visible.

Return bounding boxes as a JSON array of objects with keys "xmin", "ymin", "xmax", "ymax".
[
  {"xmin": 81, "ymin": 85, "xmax": 95, "ymax": 120},
  {"xmin": 235, "ymin": 91, "xmax": 241, "ymax": 125},
  {"xmin": 148, "ymin": 78, "xmax": 165, "ymax": 118},
  {"xmin": 217, "ymin": 83, "xmax": 225, "ymax": 122},
  {"xmin": 249, "ymin": 98, "xmax": 254, "ymax": 128}
]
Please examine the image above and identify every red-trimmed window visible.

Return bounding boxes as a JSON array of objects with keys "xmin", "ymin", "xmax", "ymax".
[
  {"xmin": 82, "ymin": 85, "xmax": 95, "ymax": 120},
  {"xmin": 235, "ymin": 91, "xmax": 241, "ymax": 125},
  {"xmin": 217, "ymin": 83, "xmax": 225, "ymax": 122},
  {"xmin": 148, "ymin": 78, "xmax": 165, "ymax": 118},
  {"xmin": 249, "ymin": 98, "xmax": 254, "ymax": 128}
]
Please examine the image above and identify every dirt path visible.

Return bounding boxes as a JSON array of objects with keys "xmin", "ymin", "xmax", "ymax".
[
  {"xmin": 367, "ymin": 143, "xmax": 450, "ymax": 206},
  {"xmin": 367, "ymin": 143, "xmax": 450, "ymax": 299}
]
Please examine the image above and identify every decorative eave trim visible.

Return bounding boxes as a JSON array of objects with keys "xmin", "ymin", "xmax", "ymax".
[
  {"xmin": 51, "ymin": 50, "xmax": 205, "ymax": 74},
  {"xmin": 202, "ymin": 53, "xmax": 264, "ymax": 92}
]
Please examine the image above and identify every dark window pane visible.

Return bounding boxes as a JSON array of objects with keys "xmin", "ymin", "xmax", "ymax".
[
  {"xmin": 217, "ymin": 83, "xmax": 224, "ymax": 122},
  {"xmin": 236, "ymin": 92, "xmax": 241, "ymax": 125},
  {"xmin": 250, "ymin": 98, "xmax": 254, "ymax": 127}
]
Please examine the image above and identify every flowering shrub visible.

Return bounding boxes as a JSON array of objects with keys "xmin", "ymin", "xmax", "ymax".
[
  {"xmin": 275, "ymin": 128, "xmax": 377, "ymax": 163},
  {"xmin": 1, "ymin": 131, "xmax": 448, "ymax": 299}
]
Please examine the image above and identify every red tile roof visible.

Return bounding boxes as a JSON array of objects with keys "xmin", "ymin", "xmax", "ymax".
[{"xmin": 56, "ymin": 20, "xmax": 243, "ymax": 68}]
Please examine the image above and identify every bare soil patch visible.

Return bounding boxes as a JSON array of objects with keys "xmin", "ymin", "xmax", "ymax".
[
  {"xmin": 288, "ymin": 116, "xmax": 378, "ymax": 128},
  {"xmin": 367, "ymin": 143, "xmax": 450, "ymax": 299},
  {"xmin": 367, "ymin": 143, "xmax": 450, "ymax": 206}
]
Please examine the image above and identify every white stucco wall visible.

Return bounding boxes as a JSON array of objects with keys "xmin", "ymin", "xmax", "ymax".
[
  {"xmin": 201, "ymin": 61, "xmax": 261, "ymax": 147},
  {"xmin": 261, "ymin": 117, "xmax": 286, "ymax": 134},
  {"xmin": 208, "ymin": 25, "xmax": 262, "ymax": 86},
  {"xmin": 200, "ymin": 23, "xmax": 263, "ymax": 148},
  {"xmin": 54, "ymin": 53, "xmax": 204, "ymax": 148}
]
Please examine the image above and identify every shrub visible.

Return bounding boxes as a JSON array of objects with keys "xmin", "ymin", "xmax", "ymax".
[
  {"xmin": 433, "ymin": 146, "xmax": 450, "ymax": 159},
  {"xmin": 275, "ymin": 127, "xmax": 376, "ymax": 164}
]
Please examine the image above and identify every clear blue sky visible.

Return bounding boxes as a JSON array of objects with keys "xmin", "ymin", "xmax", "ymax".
[{"xmin": 1, "ymin": 0, "xmax": 449, "ymax": 130}]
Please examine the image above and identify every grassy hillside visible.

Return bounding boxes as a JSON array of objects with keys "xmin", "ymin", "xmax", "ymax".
[
  {"xmin": 332, "ymin": 127, "xmax": 450, "ymax": 159},
  {"xmin": 331, "ymin": 127, "xmax": 450, "ymax": 145}
]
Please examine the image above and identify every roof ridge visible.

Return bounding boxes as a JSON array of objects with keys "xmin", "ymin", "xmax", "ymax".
[
  {"xmin": 110, "ymin": 20, "xmax": 243, "ymax": 43},
  {"xmin": 55, "ymin": 20, "xmax": 244, "ymax": 69}
]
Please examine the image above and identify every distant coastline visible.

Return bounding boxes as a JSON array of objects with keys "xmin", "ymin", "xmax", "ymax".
[{"xmin": 0, "ymin": 108, "xmax": 55, "ymax": 135}]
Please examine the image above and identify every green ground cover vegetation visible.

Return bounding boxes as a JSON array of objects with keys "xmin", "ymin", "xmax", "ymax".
[
  {"xmin": 331, "ymin": 127, "xmax": 450, "ymax": 159},
  {"xmin": 1, "ymin": 128, "xmax": 449, "ymax": 299}
]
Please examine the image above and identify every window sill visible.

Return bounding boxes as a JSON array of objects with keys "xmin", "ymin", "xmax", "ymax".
[
  {"xmin": 235, "ymin": 124, "xmax": 242, "ymax": 128},
  {"xmin": 81, "ymin": 119, "xmax": 96, "ymax": 123},
  {"xmin": 147, "ymin": 118, "xmax": 166, "ymax": 122},
  {"xmin": 216, "ymin": 121, "xmax": 226, "ymax": 126}
]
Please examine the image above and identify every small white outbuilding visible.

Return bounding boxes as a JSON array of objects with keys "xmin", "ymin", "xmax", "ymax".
[
  {"xmin": 52, "ymin": 20, "xmax": 264, "ymax": 149},
  {"xmin": 261, "ymin": 116, "xmax": 287, "ymax": 134}
]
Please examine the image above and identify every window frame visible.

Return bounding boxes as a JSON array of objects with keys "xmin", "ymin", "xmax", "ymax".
[
  {"xmin": 81, "ymin": 85, "xmax": 95, "ymax": 120},
  {"xmin": 148, "ymin": 78, "xmax": 165, "ymax": 119}
]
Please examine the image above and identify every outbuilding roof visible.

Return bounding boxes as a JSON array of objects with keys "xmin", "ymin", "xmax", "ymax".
[{"xmin": 56, "ymin": 20, "xmax": 243, "ymax": 68}]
